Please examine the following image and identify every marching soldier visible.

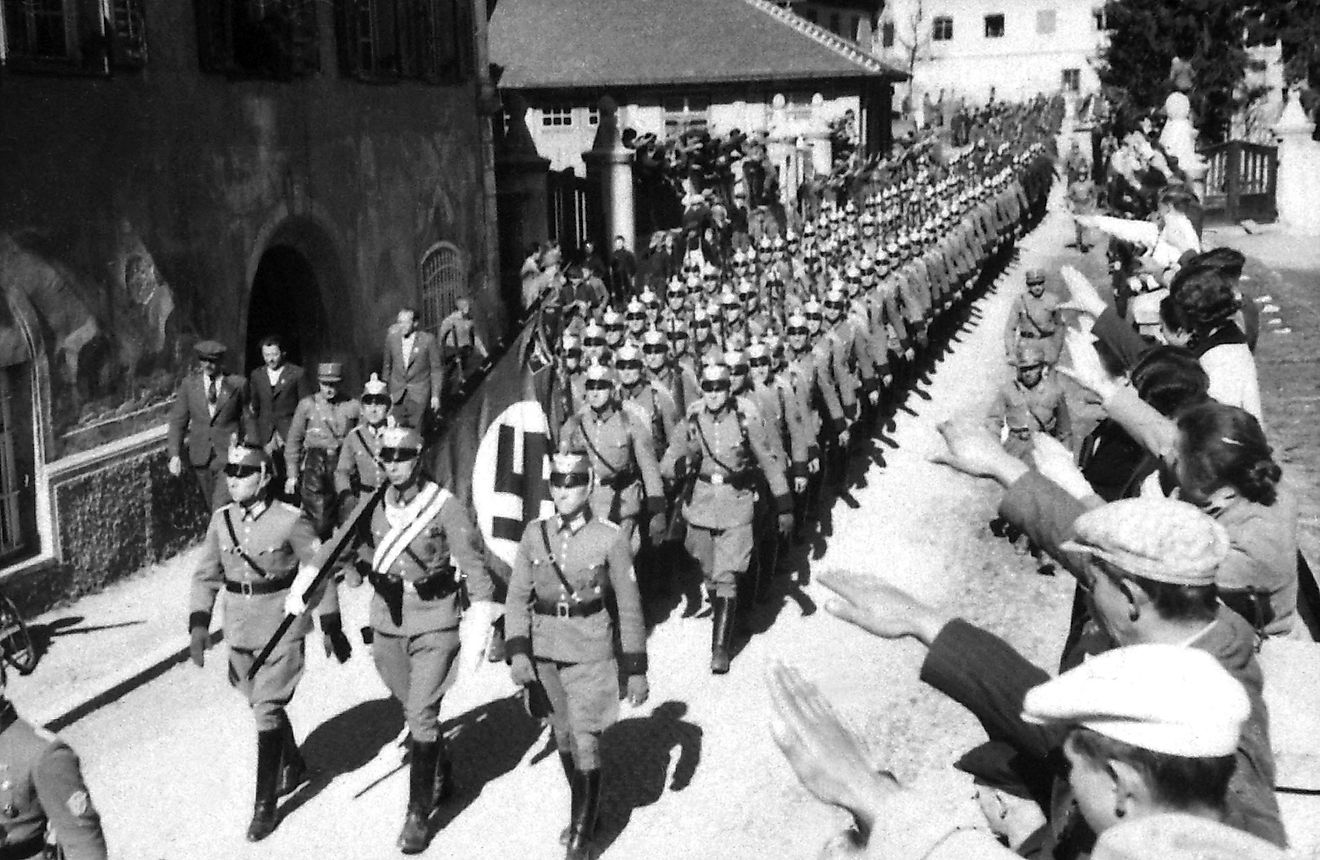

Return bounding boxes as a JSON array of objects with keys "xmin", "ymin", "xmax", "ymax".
[
  {"xmin": 328, "ymin": 423, "xmax": 498, "ymax": 854},
  {"xmin": 504, "ymin": 452, "xmax": 649, "ymax": 860},
  {"xmin": 617, "ymin": 344, "xmax": 679, "ymax": 461},
  {"xmin": 334, "ymin": 372, "xmax": 389, "ymax": 517},
  {"xmin": 188, "ymin": 439, "xmax": 350, "ymax": 841},
  {"xmin": 285, "ymin": 362, "xmax": 360, "ymax": 539},
  {"xmin": 558, "ymin": 365, "xmax": 666, "ymax": 552},
  {"xmin": 664, "ymin": 364, "xmax": 792, "ymax": 673},
  {"xmin": 1004, "ymin": 268, "xmax": 1062, "ymax": 364},
  {"xmin": 558, "ymin": 332, "xmax": 587, "ymax": 420},
  {"xmin": 0, "ymin": 668, "xmax": 106, "ymax": 859},
  {"xmin": 985, "ymin": 341, "xmax": 1072, "ymax": 460}
]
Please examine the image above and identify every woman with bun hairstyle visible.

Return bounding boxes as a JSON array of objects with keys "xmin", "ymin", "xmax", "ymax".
[
  {"xmin": 1062, "ymin": 331, "xmax": 1299, "ymax": 638},
  {"xmin": 1171, "ymin": 266, "xmax": 1262, "ymax": 421}
]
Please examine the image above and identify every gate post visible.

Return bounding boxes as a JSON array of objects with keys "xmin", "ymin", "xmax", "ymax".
[{"xmin": 1273, "ymin": 91, "xmax": 1320, "ymax": 234}]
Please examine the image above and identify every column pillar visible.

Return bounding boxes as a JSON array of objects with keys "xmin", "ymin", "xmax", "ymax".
[
  {"xmin": 1273, "ymin": 91, "xmax": 1320, "ymax": 235},
  {"xmin": 582, "ymin": 96, "xmax": 636, "ymax": 251}
]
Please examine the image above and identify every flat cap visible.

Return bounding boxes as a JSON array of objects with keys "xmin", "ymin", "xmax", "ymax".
[
  {"xmin": 317, "ymin": 362, "xmax": 343, "ymax": 381},
  {"xmin": 194, "ymin": 340, "xmax": 227, "ymax": 360},
  {"xmin": 1060, "ymin": 498, "xmax": 1228, "ymax": 585},
  {"xmin": 1092, "ymin": 813, "xmax": 1287, "ymax": 860},
  {"xmin": 1022, "ymin": 644, "xmax": 1248, "ymax": 758},
  {"xmin": 1025, "ymin": 268, "xmax": 1047, "ymax": 285}
]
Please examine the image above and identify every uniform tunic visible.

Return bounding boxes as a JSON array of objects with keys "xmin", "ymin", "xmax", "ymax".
[
  {"xmin": 286, "ymin": 393, "xmax": 360, "ymax": 535},
  {"xmin": 190, "ymin": 499, "xmax": 324, "ymax": 730},
  {"xmin": 985, "ymin": 373, "xmax": 1072, "ymax": 459},
  {"xmin": 345, "ymin": 480, "xmax": 495, "ymax": 741},
  {"xmin": 334, "ymin": 422, "xmax": 386, "ymax": 502},
  {"xmin": 667, "ymin": 401, "xmax": 791, "ymax": 596},
  {"xmin": 1005, "ymin": 291, "xmax": 1063, "ymax": 363},
  {"xmin": 558, "ymin": 403, "xmax": 664, "ymax": 525},
  {"xmin": 0, "ymin": 705, "xmax": 106, "ymax": 860}
]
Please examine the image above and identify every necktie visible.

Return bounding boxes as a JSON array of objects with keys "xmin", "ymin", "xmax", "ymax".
[{"xmin": 207, "ymin": 377, "xmax": 218, "ymax": 406}]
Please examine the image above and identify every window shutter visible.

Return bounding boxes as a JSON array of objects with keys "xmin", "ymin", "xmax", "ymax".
[{"xmin": 108, "ymin": 0, "xmax": 148, "ymax": 68}]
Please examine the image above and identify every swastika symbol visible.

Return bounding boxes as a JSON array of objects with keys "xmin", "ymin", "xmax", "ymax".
[{"xmin": 491, "ymin": 423, "xmax": 549, "ymax": 542}]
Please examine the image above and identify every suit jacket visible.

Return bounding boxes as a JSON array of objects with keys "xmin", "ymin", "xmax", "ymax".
[
  {"xmin": 247, "ymin": 363, "xmax": 313, "ymax": 446},
  {"xmin": 168, "ymin": 372, "xmax": 248, "ymax": 467},
  {"xmin": 381, "ymin": 329, "xmax": 443, "ymax": 406}
]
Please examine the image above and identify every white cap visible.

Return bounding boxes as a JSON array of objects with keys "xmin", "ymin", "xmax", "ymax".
[{"xmin": 1022, "ymin": 644, "xmax": 1248, "ymax": 758}]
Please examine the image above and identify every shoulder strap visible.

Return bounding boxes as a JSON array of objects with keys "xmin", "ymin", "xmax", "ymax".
[
  {"xmin": 222, "ymin": 509, "xmax": 270, "ymax": 579},
  {"xmin": 539, "ymin": 520, "xmax": 580, "ymax": 598},
  {"xmin": 579, "ymin": 412, "xmax": 626, "ymax": 475}
]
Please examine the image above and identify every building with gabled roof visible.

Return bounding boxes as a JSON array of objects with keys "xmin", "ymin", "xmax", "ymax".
[{"xmin": 490, "ymin": 0, "xmax": 906, "ymax": 177}]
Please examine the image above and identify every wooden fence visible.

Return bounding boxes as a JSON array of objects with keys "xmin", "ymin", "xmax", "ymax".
[{"xmin": 1200, "ymin": 141, "xmax": 1277, "ymax": 224}]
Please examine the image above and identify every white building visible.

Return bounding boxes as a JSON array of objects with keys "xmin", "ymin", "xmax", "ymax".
[{"xmin": 875, "ymin": 0, "xmax": 1106, "ymax": 104}]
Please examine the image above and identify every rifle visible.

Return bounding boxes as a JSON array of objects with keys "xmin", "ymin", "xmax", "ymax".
[{"xmin": 247, "ymin": 484, "xmax": 388, "ymax": 680}]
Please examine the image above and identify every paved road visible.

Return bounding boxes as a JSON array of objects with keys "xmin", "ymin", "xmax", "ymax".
[{"xmin": 67, "ymin": 197, "xmax": 1083, "ymax": 860}]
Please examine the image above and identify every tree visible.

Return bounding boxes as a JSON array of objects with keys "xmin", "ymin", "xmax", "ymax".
[
  {"xmin": 879, "ymin": 0, "xmax": 931, "ymax": 110},
  {"xmin": 1243, "ymin": 0, "xmax": 1320, "ymax": 136},
  {"xmin": 1096, "ymin": 0, "xmax": 1252, "ymax": 143}
]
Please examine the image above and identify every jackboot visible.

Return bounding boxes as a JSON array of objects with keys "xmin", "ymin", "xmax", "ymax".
[
  {"xmin": 710, "ymin": 596, "xmax": 736, "ymax": 675},
  {"xmin": 397, "ymin": 739, "xmax": 440, "ymax": 855},
  {"xmin": 559, "ymin": 751, "xmax": 578, "ymax": 845},
  {"xmin": 246, "ymin": 730, "xmax": 282, "ymax": 842},
  {"xmin": 276, "ymin": 716, "xmax": 307, "ymax": 797},
  {"xmin": 565, "ymin": 768, "xmax": 602, "ymax": 860},
  {"xmin": 433, "ymin": 737, "xmax": 456, "ymax": 804}
]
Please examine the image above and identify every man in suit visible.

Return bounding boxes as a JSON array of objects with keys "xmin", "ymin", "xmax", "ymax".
[
  {"xmin": 168, "ymin": 340, "xmax": 249, "ymax": 510},
  {"xmin": 381, "ymin": 307, "xmax": 443, "ymax": 432},
  {"xmin": 246, "ymin": 335, "xmax": 313, "ymax": 499}
]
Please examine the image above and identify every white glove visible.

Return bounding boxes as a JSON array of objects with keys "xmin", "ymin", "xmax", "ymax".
[
  {"xmin": 282, "ymin": 563, "xmax": 319, "ymax": 616},
  {"xmin": 457, "ymin": 600, "xmax": 501, "ymax": 680}
]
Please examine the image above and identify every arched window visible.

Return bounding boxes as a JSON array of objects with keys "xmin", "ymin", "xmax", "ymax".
[{"xmin": 419, "ymin": 241, "xmax": 465, "ymax": 335}]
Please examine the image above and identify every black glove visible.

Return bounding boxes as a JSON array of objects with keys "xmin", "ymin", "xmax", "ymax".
[
  {"xmin": 189, "ymin": 625, "xmax": 209, "ymax": 668},
  {"xmin": 320, "ymin": 613, "xmax": 352, "ymax": 664}
]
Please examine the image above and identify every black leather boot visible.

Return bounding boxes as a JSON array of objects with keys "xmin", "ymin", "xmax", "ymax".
[
  {"xmin": 246, "ymin": 730, "xmax": 282, "ymax": 841},
  {"xmin": 398, "ymin": 739, "xmax": 440, "ymax": 854},
  {"xmin": 276, "ymin": 717, "xmax": 307, "ymax": 797},
  {"xmin": 433, "ymin": 737, "xmax": 455, "ymax": 804},
  {"xmin": 559, "ymin": 751, "xmax": 578, "ymax": 845},
  {"xmin": 565, "ymin": 768, "xmax": 602, "ymax": 860},
  {"xmin": 710, "ymin": 596, "xmax": 736, "ymax": 675}
]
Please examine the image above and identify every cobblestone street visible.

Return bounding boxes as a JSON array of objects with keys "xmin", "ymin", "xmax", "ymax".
[{"xmin": 59, "ymin": 192, "xmax": 1092, "ymax": 860}]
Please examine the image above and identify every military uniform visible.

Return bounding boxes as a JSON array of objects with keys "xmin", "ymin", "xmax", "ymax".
[
  {"xmin": 985, "ymin": 370, "xmax": 1072, "ymax": 459},
  {"xmin": 558, "ymin": 402, "xmax": 664, "ymax": 539},
  {"xmin": 0, "ymin": 702, "xmax": 105, "ymax": 860},
  {"xmin": 188, "ymin": 450, "xmax": 334, "ymax": 841},
  {"xmin": 1005, "ymin": 280, "xmax": 1062, "ymax": 364},
  {"xmin": 285, "ymin": 372, "xmax": 360, "ymax": 537},
  {"xmin": 334, "ymin": 422, "xmax": 385, "ymax": 508}
]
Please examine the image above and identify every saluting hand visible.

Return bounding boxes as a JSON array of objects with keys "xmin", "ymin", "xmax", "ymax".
[
  {"xmin": 509, "ymin": 653, "xmax": 537, "ymax": 687},
  {"xmin": 817, "ymin": 570, "xmax": 948, "ymax": 646},
  {"xmin": 930, "ymin": 419, "xmax": 1025, "ymax": 487}
]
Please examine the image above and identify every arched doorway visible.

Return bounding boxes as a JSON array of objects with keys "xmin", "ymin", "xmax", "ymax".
[{"xmin": 244, "ymin": 245, "xmax": 330, "ymax": 373}]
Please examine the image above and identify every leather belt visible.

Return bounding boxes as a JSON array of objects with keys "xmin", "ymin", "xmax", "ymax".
[
  {"xmin": 533, "ymin": 596, "xmax": 606, "ymax": 618},
  {"xmin": 369, "ymin": 571, "xmax": 458, "ymax": 601},
  {"xmin": 598, "ymin": 469, "xmax": 639, "ymax": 490},
  {"xmin": 0, "ymin": 836, "xmax": 45, "ymax": 860},
  {"xmin": 224, "ymin": 575, "xmax": 295, "ymax": 596},
  {"xmin": 1018, "ymin": 330, "xmax": 1054, "ymax": 338},
  {"xmin": 698, "ymin": 472, "xmax": 755, "ymax": 491}
]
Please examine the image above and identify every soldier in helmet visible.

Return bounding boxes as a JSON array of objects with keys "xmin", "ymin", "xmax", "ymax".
[
  {"xmin": 617, "ymin": 344, "xmax": 679, "ymax": 463},
  {"xmin": 559, "ymin": 332, "xmax": 587, "ymax": 418},
  {"xmin": 986, "ymin": 341, "xmax": 1072, "ymax": 460},
  {"xmin": 623, "ymin": 300, "xmax": 648, "ymax": 342},
  {"xmin": 326, "ymin": 422, "xmax": 499, "ymax": 854},
  {"xmin": 558, "ymin": 364, "xmax": 666, "ymax": 554},
  {"xmin": 284, "ymin": 362, "xmax": 360, "ymax": 539},
  {"xmin": 188, "ymin": 439, "xmax": 350, "ymax": 841},
  {"xmin": 334, "ymin": 372, "xmax": 390, "ymax": 518},
  {"xmin": 0, "ymin": 664, "xmax": 107, "ymax": 859},
  {"xmin": 1005, "ymin": 268, "xmax": 1062, "ymax": 364},
  {"xmin": 601, "ymin": 310, "xmax": 626, "ymax": 353},
  {"xmin": 505, "ymin": 452, "xmax": 649, "ymax": 860},
  {"xmin": 663, "ymin": 363, "xmax": 792, "ymax": 673},
  {"xmin": 580, "ymin": 322, "xmax": 610, "ymax": 368}
]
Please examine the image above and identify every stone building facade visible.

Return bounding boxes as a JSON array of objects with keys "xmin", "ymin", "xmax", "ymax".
[{"xmin": 0, "ymin": 0, "xmax": 500, "ymax": 607}]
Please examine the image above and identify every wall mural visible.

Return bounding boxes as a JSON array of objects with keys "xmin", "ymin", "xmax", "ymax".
[{"xmin": 0, "ymin": 227, "xmax": 183, "ymax": 459}]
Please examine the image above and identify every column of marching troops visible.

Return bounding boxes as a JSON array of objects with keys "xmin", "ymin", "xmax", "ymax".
[{"xmin": 0, "ymin": 116, "xmax": 1060, "ymax": 860}]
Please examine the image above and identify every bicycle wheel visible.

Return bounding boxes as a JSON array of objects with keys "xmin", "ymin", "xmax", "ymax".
[{"xmin": 0, "ymin": 592, "xmax": 37, "ymax": 676}]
